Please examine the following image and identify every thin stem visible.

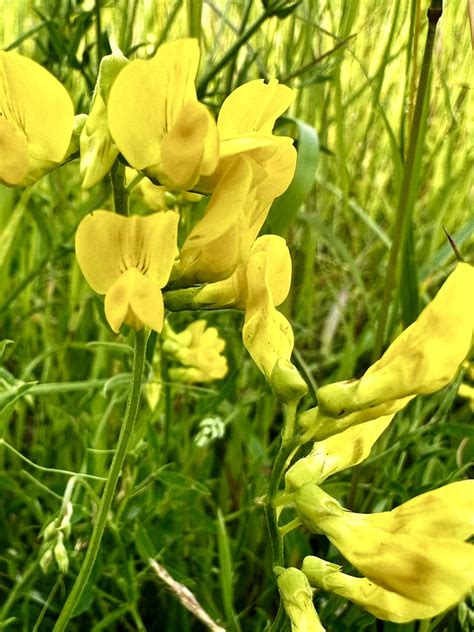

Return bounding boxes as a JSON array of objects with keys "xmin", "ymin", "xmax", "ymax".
[
  {"xmin": 110, "ymin": 161, "xmax": 129, "ymax": 215},
  {"xmin": 372, "ymin": 2, "xmax": 442, "ymax": 359},
  {"xmin": 53, "ymin": 329, "xmax": 147, "ymax": 632},
  {"xmin": 197, "ymin": 11, "xmax": 268, "ymax": 97}
]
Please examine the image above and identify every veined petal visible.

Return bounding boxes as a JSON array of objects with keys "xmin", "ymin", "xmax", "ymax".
[
  {"xmin": 104, "ymin": 268, "xmax": 164, "ymax": 333},
  {"xmin": 75, "ymin": 210, "xmax": 179, "ymax": 293},
  {"xmin": 0, "ymin": 51, "xmax": 74, "ymax": 165},
  {"xmin": 218, "ymin": 79, "xmax": 294, "ymax": 138},
  {"xmin": 108, "ymin": 38, "xmax": 200, "ymax": 172},
  {"xmin": 0, "ymin": 117, "xmax": 29, "ymax": 185}
]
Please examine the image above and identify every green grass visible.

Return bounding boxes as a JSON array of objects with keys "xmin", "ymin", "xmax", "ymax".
[{"xmin": 0, "ymin": 1, "xmax": 473, "ymax": 630}]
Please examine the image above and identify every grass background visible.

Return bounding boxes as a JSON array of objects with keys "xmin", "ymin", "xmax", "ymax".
[{"xmin": 0, "ymin": 0, "xmax": 473, "ymax": 630}]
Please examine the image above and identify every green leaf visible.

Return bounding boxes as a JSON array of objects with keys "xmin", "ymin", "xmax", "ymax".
[{"xmin": 267, "ymin": 118, "xmax": 319, "ymax": 236}]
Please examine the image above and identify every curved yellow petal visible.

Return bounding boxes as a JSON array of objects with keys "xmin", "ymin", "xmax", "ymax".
[
  {"xmin": 104, "ymin": 268, "xmax": 164, "ymax": 333},
  {"xmin": 218, "ymin": 79, "xmax": 294, "ymax": 138},
  {"xmin": 108, "ymin": 38, "xmax": 201, "ymax": 173},
  {"xmin": 302, "ymin": 556, "xmax": 458, "ymax": 624},
  {"xmin": 250, "ymin": 235, "xmax": 292, "ymax": 306},
  {"xmin": 178, "ymin": 157, "xmax": 254, "ymax": 283},
  {"xmin": 0, "ymin": 51, "xmax": 74, "ymax": 166},
  {"xmin": 0, "ymin": 117, "xmax": 29, "ymax": 185},
  {"xmin": 159, "ymin": 101, "xmax": 218, "ymax": 189},
  {"xmin": 365, "ymin": 480, "xmax": 474, "ymax": 540},
  {"xmin": 285, "ymin": 414, "xmax": 393, "ymax": 490},
  {"xmin": 317, "ymin": 262, "xmax": 474, "ymax": 416}
]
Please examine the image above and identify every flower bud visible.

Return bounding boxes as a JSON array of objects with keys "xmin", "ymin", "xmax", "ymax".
[{"xmin": 276, "ymin": 567, "xmax": 325, "ymax": 632}]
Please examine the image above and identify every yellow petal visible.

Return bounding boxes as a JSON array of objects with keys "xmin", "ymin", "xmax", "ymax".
[
  {"xmin": 298, "ymin": 396, "xmax": 413, "ymax": 442},
  {"xmin": 250, "ymin": 235, "xmax": 292, "ymax": 306},
  {"xmin": 366, "ymin": 480, "xmax": 474, "ymax": 540},
  {"xmin": 285, "ymin": 414, "xmax": 393, "ymax": 490},
  {"xmin": 0, "ymin": 117, "xmax": 29, "ymax": 185},
  {"xmin": 104, "ymin": 268, "xmax": 164, "ymax": 333},
  {"xmin": 218, "ymin": 79, "xmax": 294, "ymax": 138},
  {"xmin": 302, "ymin": 556, "xmax": 456, "ymax": 624},
  {"xmin": 159, "ymin": 101, "xmax": 218, "ymax": 189},
  {"xmin": 178, "ymin": 157, "xmax": 255, "ymax": 283},
  {"xmin": 0, "ymin": 51, "xmax": 74, "ymax": 168},
  {"xmin": 75, "ymin": 210, "xmax": 179, "ymax": 293},
  {"xmin": 317, "ymin": 263, "xmax": 474, "ymax": 416},
  {"xmin": 108, "ymin": 39, "xmax": 199, "ymax": 169},
  {"xmin": 243, "ymin": 250, "xmax": 294, "ymax": 380}
]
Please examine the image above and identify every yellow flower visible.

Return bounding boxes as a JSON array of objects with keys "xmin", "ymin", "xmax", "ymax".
[
  {"xmin": 75, "ymin": 210, "xmax": 179, "ymax": 333},
  {"xmin": 198, "ymin": 79, "xmax": 296, "ymax": 193},
  {"xmin": 163, "ymin": 320, "xmax": 228, "ymax": 383},
  {"xmin": 0, "ymin": 51, "xmax": 74, "ymax": 186},
  {"xmin": 294, "ymin": 482, "xmax": 474, "ymax": 616},
  {"xmin": 276, "ymin": 567, "xmax": 326, "ymax": 632},
  {"xmin": 108, "ymin": 39, "xmax": 218, "ymax": 191},
  {"xmin": 302, "ymin": 556, "xmax": 451, "ymax": 624},
  {"xmin": 317, "ymin": 263, "xmax": 474, "ymax": 417},
  {"xmin": 285, "ymin": 414, "xmax": 394, "ymax": 491},
  {"xmin": 177, "ymin": 149, "xmax": 295, "ymax": 286}
]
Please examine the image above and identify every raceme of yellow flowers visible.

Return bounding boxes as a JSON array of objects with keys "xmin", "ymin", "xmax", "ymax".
[{"xmin": 2, "ymin": 37, "xmax": 474, "ymax": 630}]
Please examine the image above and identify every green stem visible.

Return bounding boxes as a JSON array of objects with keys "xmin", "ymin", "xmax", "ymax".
[
  {"xmin": 53, "ymin": 329, "xmax": 147, "ymax": 631},
  {"xmin": 372, "ymin": 1, "xmax": 442, "ymax": 360},
  {"xmin": 197, "ymin": 11, "xmax": 268, "ymax": 97},
  {"xmin": 110, "ymin": 161, "xmax": 129, "ymax": 216}
]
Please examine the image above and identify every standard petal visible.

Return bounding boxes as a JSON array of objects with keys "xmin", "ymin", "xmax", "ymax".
[
  {"xmin": 137, "ymin": 211, "xmax": 179, "ymax": 287},
  {"xmin": 108, "ymin": 38, "xmax": 200, "ymax": 172},
  {"xmin": 75, "ymin": 210, "xmax": 126, "ymax": 293},
  {"xmin": 0, "ymin": 117, "xmax": 29, "ymax": 185},
  {"xmin": 0, "ymin": 51, "xmax": 74, "ymax": 164},
  {"xmin": 218, "ymin": 79, "xmax": 295, "ymax": 138}
]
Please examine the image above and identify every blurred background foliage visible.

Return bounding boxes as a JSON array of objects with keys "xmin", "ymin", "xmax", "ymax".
[{"xmin": 0, "ymin": 0, "xmax": 473, "ymax": 630}]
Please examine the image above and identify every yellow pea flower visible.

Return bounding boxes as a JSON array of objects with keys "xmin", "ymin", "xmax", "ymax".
[
  {"xmin": 317, "ymin": 262, "xmax": 474, "ymax": 417},
  {"xmin": 285, "ymin": 414, "xmax": 394, "ymax": 491},
  {"xmin": 198, "ymin": 79, "xmax": 296, "ymax": 193},
  {"xmin": 276, "ymin": 567, "xmax": 326, "ymax": 632},
  {"xmin": 163, "ymin": 319, "xmax": 228, "ymax": 383},
  {"xmin": 302, "ymin": 556, "xmax": 451, "ymax": 623},
  {"xmin": 108, "ymin": 39, "xmax": 218, "ymax": 191},
  {"xmin": 294, "ymin": 483, "xmax": 474, "ymax": 614},
  {"xmin": 75, "ymin": 210, "xmax": 178, "ymax": 333},
  {"xmin": 0, "ymin": 51, "xmax": 74, "ymax": 186}
]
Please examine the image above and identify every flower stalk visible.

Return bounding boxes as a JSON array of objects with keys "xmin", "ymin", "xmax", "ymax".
[{"xmin": 53, "ymin": 328, "xmax": 147, "ymax": 631}]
